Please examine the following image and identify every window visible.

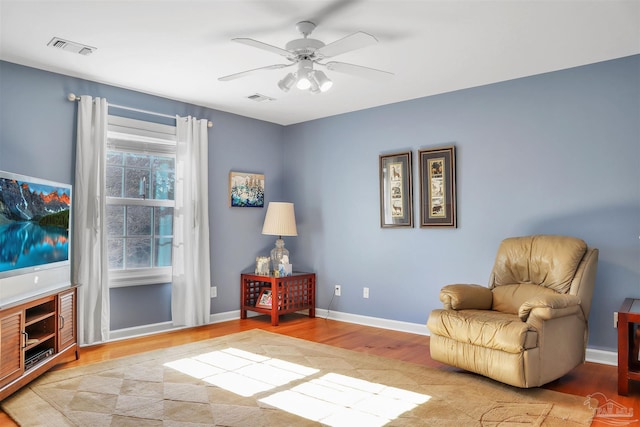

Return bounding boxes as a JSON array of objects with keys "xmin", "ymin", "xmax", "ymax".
[{"xmin": 105, "ymin": 116, "xmax": 177, "ymax": 287}]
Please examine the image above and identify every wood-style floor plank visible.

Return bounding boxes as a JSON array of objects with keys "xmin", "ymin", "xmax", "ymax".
[{"xmin": 1, "ymin": 314, "xmax": 637, "ymax": 426}]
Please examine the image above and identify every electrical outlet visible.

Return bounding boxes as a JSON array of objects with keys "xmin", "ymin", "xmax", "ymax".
[
  {"xmin": 363, "ymin": 287, "xmax": 369, "ymax": 298},
  {"xmin": 614, "ymin": 311, "xmax": 618, "ymax": 328},
  {"xmin": 334, "ymin": 285, "xmax": 341, "ymax": 296},
  {"xmin": 210, "ymin": 286, "xmax": 217, "ymax": 298}
]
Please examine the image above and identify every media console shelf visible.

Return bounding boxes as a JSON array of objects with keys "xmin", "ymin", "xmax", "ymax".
[{"xmin": 0, "ymin": 287, "xmax": 78, "ymax": 401}]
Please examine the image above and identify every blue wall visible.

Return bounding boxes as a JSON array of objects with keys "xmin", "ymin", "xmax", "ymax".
[
  {"xmin": 284, "ymin": 55, "xmax": 640, "ymax": 351},
  {"xmin": 1, "ymin": 55, "xmax": 638, "ymax": 351},
  {"xmin": 0, "ymin": 60, "xmax": 285, "ymax": 329}
]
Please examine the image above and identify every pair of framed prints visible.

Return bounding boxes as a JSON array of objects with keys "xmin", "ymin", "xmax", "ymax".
[{"xmin": 379, "ymin": 146, "xmax": 456, "ymax": 228}]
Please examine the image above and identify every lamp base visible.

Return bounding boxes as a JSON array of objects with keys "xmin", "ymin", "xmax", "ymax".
[{"xmin": 270, "ymin": 238, "xmax": 291, "ymax": 276}]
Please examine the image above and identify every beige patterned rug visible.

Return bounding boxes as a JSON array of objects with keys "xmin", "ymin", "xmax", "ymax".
[{"xmin": 2, "ymin": 329, "xmax": 594, "ymax": 426}]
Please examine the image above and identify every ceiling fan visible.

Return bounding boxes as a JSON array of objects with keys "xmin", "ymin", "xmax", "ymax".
[{"xmin": 218, "ymin": 21, "xmax": 393, "ymax": 94}]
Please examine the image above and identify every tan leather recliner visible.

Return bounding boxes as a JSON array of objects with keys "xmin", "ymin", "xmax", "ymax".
[{"xmin": 427, "ymin": 235, "xmax": 598, "ymax": 388}]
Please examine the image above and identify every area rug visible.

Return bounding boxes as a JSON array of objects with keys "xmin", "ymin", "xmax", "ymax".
[{"xmin": 2, "ymin": 329, "xmax": 594, "ymax": 426}]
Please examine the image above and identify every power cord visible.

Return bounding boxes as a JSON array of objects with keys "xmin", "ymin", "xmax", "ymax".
[{"xmin": 325, "ymin": 290, "xmax": 336, "ymax": 320}]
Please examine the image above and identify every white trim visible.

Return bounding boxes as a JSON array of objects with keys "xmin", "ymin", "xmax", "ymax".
[
  {"xmin": 586, "ymin": 348, "xmax": 618, "ymax": 366},
  {"xmin": 209, "ymin": 310, "xmax": 243, "ymax": 324},
  {"xmin": 107, "ymin": 115, "xmax": 177, "ymax": 155},
  {"xmin": 108, "ymin": 131, "xmax": 177, "ymax": 146},
  {"xmin": 104, "ymin": 321, "xmax": 180, "ymax": 343},
  {"xmin": 108, "ymin": 267, "xmax": 173, "ymax": 288},
  {"xmin": 105, "ymin": 312, "xmax": 245, "ymax": 343},
  {"xmin": 208, "ymin": 310, "xmax": 266, "ymax": 323},
  {"xmin": 316, "ymin": 309, "xmax": 429, "ymax": 336},
  {"xmin": 101, "ymin": 308, "xmax": 618, "ymax": 366},
  {"xmin": 107, "ymin": 197, "xmax": 175, "ymax": 208},
  {"xmin": 316, "ymin": 309, "xmax": 616, "ymax": 365},
  {"xmin": 108, "ymin": 115, "xmax": 177, "ymax": 139},
  {"xmin": 110, "ymin": 104, "xmax": 177, "ymax": 121}
]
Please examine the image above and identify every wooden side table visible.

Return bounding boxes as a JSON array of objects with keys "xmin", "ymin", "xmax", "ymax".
[
  {"xmin": 617, "ymin": 298, "xmax": 640, "ymax": 395},
  {"xmin": 240, "ymin": 272, "xmax": 316, "ymax": 326}
]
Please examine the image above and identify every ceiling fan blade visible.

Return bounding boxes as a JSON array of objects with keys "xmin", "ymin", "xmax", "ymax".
[
  {"xmin": 324, "ymin": 61, "xmax": 394, "ymax": 79},
  {"xmin": 218, "ymin": 64, "xmax": 292, "ymax": 81},
  {"xmin": 316, "ymin": 32, "xmax": 378, "ymax": 58},
  {"xmin": 232, "ymin": 38, "xmax": 292, "ymax": 58}
]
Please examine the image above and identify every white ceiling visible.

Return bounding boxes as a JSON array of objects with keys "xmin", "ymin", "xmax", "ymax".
[{"xmin": 1, "ymin": 1, "xmax": 638, "ymax": 126}]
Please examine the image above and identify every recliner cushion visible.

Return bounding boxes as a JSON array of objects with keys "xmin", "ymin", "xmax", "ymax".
[
  {"xmin": 427, "ymin": 309, "xmax": 538, "ymax": 353},
  {"xmin": 491, "ymin": 235, "xmax": 587, "ymax": 293},
  {"xmin": 492, "ymin": 283, "xmax": 560, "ymax": 314}
]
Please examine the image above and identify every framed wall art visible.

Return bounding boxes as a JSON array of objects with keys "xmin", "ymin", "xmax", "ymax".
[
  {"xmin": 379, "ymin": 151, "xmax": 413, "ymax": 228},
  {"xmin": 229, "ymin": 171, "xmax": 264, "ymax": 207},
  {"xmin": 419, "ymin": 146, "xmax": 457, "ymax": 227}
]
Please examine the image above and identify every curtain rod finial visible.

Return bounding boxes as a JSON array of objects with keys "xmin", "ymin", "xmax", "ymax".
[
  {"xmin": 67, "ymin": 93, "xmax": 78, "ymax": 102},
  {"xmin": 207, "ymin": 121, "xmax": 213, "ymax": 128}
]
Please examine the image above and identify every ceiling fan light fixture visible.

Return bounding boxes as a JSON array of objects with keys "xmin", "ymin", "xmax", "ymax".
[
  {"xmin": 296, "ymin": 59, "xmax": 314, "ymax": 90},
  {"xmin": 278, "ymin": 73, "xmax": 296, "ymax": 92},
  {"xmin": 309, "ymin": 76, "xmax": 321, "ymax": 94},
  {"xmin": 296, "ymin": 72, "xmax": 312, "ymax": 90},
  {"xmin": 313, "ymin": 70, "xmax": 333, "ymax": 92}
]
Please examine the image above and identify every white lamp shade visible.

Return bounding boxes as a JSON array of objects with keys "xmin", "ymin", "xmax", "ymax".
[{"xmin": 262, "ymin": 202, "xmax": 298, "ymax": 236}]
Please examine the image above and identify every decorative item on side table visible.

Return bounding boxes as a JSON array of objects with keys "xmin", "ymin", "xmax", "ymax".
[
  {"xmin": 262, "ymin": 202, "xmax": 297, "ymax": 276},
  {"xmin": 256, "ymin": 289, "xmax": 274, "ymax": 309},
  {"xmin": 419, "ymin": 146, "xmax": 457, "ymax": 227},
  {"xmin": 255, "ymin": 256, "xmax": 270, "ymax": 276},
  {"xmin": 379, "ymin": 151, "xmax": 413, "ymax": 227}
]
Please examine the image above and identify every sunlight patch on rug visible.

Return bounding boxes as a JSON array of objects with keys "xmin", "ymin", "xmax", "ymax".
[
  {"xmin": 260, "ymin": 372, "xmax": 430, "ymax": 427},
  {"xmin": 164, "ymin": 346, "xmax": 431, "ymax": 426},
  {"xmin": 164, "ymin": 347, "xmax": 318, "ymax": 397}
]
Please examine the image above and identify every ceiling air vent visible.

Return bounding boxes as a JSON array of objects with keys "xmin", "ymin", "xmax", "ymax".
[
  {"xmin": 47, "ymin": 37, "xmax": 96, "ymax": 56},
  {"xmin": 247, "ymin": 94, "xmax": 275, "ymax": 102}
]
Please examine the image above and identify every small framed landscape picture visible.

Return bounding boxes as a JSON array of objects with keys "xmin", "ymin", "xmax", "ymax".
[{"xmin": 229, "ymin": 171, "xmax": 264, "ymax": 207}]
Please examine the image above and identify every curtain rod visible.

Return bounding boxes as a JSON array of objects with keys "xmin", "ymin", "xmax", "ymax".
[{"xmin": 67, "ymin": 93, "xmax": 213, "ymax": 128}]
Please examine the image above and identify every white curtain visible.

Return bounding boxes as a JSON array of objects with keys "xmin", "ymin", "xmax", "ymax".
[
  {"xmin": 172, "ymin": 116, "xmax": 211, "ymax": 326},
  {"xmin": 73, "ymin": 96, "xmax": 110, "ymax": 345}
]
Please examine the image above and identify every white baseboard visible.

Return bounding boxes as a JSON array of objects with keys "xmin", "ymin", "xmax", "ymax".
[
  {"xmin": 316, "ymin": 308, "xmax": 617, "ymax": 366},
  {"xmin": 585, "ymin": 347, "xmax": 617, "ymax": 366},
  {"xmin": 105, "ymin": 310, "xmax": 261, "ymax": 344},
  {"xmin": 316, "ymin": 308, "xmax": 430, "ymax": 336},
  {"xmin": 209, "ymin": 310, "xmax": 243, "ymax": 323},
  {"xmin": 107, "ymin": 309, "xmax": 618, "ymax": 366},
  {"xmin": 108, "ymin": 321, "xmax": 182, "ymax": 343},
  {"xmin": 209, "ymin": 310, "xmax": 269, "ymax": 323}
]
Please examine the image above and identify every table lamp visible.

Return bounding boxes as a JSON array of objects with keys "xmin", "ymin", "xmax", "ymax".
[{"xmin": 262, "ymin": 202, "xmax": 297, "ymax": 275}]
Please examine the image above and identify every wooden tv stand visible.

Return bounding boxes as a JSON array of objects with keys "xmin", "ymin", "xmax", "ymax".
[{"xmin": 0, "ymin": 286, "xmax": 78, "ymax": 401}]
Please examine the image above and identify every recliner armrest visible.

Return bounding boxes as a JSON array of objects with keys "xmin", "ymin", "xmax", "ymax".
[
  {"xmin": 518, "ymin": 294, "xmax": 582, "ymax": 322},
  {"xmin": 440, "ymin": 284, "xmax": 493, "ymax": 310}
]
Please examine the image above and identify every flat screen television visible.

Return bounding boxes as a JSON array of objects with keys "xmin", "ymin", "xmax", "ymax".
[{"xmin": 0, "ymin": 170, "xmax": 72, "ymax": 307}]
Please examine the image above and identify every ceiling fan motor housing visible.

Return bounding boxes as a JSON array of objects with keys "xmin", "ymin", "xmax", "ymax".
[{"xmin": 285, "ymin": 38, "xmax": 325, "ymax": 60}]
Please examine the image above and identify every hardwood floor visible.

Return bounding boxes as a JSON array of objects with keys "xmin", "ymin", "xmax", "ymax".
[{"xmin": 1, "ymin": 314, "xmax": 637, "ymax": 426}]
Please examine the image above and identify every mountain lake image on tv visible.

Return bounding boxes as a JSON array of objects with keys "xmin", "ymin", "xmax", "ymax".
[{"xmin": 0, "ymin": 171, "xmax": 71, "ymax": 276}]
